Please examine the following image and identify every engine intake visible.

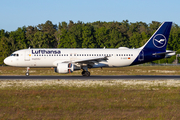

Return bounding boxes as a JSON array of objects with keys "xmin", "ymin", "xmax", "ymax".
[{"xmin": 54, "ymin": 63, "xmax": 74, "ymax": 74}]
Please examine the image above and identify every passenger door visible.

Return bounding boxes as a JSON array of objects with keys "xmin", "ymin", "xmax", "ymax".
[
  {"xmin": 138, "ymin": 50, "xmax": 144, "ymax": 61},
  {"xmin": 24, "ymin": 50, "xmax": 30, "ymax": 61}
]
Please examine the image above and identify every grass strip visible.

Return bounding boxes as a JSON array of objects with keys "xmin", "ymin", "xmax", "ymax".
[{"xmin": 0, "ymin": 80, "xmax": 180, "ymax": 119}]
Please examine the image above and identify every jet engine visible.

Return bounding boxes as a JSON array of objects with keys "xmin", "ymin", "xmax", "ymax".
[{"xmin": 54, "ymin": 63, "xmax": 74, "ymax": 74}]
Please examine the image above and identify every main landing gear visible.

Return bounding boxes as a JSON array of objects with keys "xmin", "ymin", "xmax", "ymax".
[
  {"xmin": 26, "ymin": 67, "xmax": 30, "ymax": 76},
  {"xmin": 81, "ymin": 70, "xmax": 90, "ymax": 77},
  {"xmin": 81, "ymin": 66, "xmax": 90, "ymax": 77}
]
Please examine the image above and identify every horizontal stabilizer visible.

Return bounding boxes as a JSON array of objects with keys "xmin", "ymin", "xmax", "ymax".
[
  {"xmin": 152, "ymin": 52, "xmax": 174, "ymax": 56},
  {"xmin": 153, "ymin": 51, "xmax": 176, "ymax": 58}
]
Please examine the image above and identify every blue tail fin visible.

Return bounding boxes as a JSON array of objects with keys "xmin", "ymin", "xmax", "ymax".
[
  {"xmin": 131, "ymin": 22, "xmax": 173, "ymax": 66},
  {"xmin": 142, "ymin": 22, "xmax": 172, "ymax": 52}
]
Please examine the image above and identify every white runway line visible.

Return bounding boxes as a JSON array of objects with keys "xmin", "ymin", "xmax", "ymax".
[{"xmin": 0, "ymin": 79, "xmax": 180, "ymax": 89}]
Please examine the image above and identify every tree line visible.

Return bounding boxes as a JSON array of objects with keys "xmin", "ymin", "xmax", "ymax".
[{"xmin": 0, "ymin": 20, "xmax": 180, "ymax": 64}]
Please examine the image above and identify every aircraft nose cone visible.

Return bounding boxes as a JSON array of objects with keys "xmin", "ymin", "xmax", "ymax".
[{"xmin": 4, "ymin": 57, "xmax": 10, "ymax": 65}]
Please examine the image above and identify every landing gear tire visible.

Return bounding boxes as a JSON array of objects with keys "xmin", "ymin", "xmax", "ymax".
[
  {"xmin": 25, "ymin": 72, "xmax": 29, "ymax": 76},
  {"xmin": 82, "ymin": 71, "xmax": 85, "ymax": 76},
  {"xmin": 82, "ymin": 71, "xmax": 90, "ymax": 77}
]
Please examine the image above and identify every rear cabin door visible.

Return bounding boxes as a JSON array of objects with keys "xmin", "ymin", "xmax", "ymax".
[{"xmin": 138, "ymin": 50, "xmax": 144, "ymax": 61}]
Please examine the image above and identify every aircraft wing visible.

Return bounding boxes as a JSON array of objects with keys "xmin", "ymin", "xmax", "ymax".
[
  {"xmin": 72, "ymin": 56, "xmax": 108, "ymax": 64},
  {"xmin": 53, "ymin": 56, "xmax": 109, "ymax": 66}
]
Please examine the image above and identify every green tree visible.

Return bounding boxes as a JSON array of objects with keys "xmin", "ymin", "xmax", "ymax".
[
  {"xmin": 26, "ymin": 26, "xmax": 38, "ymax": 48},
  {"xmin": 95, "ymin": 26, "xmax": 109, "ymax": 48},
  {"xmin": 0, "ymin": 37, "xmax": 10, "ymax": 64},
  {"xmin": 82, "ymin": 24, "xmax": 96, "ymax": 48},
  {"xmin": 37, "ymin": 20, "xmax": 57, "ymax": 48},
  {"xmin": 8, "ymin": 27, "xmax": 27, "ymax": 51},
  {"xmin": 129, "ymin": 32, "xmax": 142, "ymax": 48}
]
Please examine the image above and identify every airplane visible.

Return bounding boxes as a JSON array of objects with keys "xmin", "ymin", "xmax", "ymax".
[{"xmin": 4, "ymin": 22, "xmax": 175, "ymax": 77}]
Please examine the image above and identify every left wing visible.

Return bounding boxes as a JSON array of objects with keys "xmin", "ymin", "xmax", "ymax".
[
  {"xmin": 72, "ymin": 56, "xmax": 108, "ymax": 64},
  {"xmin": 53, "ymin": 56, "xmax": 109, "ymax": 67}
]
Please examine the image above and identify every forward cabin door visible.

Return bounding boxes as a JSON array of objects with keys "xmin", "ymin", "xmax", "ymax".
[{"xmin": 24, "ymin": 49, "xmax": 31, "ymax": 61}]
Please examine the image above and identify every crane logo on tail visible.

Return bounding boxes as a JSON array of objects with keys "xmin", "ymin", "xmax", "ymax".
[{"xmin": 153, "ymin": 34, "xmax": 166, "ymax": 48}]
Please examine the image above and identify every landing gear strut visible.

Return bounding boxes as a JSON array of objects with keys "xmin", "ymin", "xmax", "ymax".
[
  {"xmin": 81, "ymin": 70, "xmax": 90, "ymax": 77},
  {"xmin": 26, "ymin": 67, "xmax": 30, "ymax": 76}
]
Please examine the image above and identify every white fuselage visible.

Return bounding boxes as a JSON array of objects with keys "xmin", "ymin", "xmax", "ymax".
[{"xmin": 4, "ymin": 48, "xmax": 141, "ymax": 68}]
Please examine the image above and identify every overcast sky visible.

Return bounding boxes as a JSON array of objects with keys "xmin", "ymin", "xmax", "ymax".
[{"xmin": 1, "ymin": 0, "xmax": 179, "ymax": 31}]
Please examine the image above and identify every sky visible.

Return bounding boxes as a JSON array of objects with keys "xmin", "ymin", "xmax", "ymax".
[{"xmin": 1, "ymin": 0, "xmax": 180, "ymax": 32}]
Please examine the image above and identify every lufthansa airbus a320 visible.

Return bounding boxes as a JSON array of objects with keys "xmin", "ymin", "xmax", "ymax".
[{"xmin": 4, "ymin": 22, "xmax": 175, "ymax": 76}]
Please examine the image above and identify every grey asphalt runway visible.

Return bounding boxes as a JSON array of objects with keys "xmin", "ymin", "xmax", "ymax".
[{"xmin": 0, "ymin": 75, "xmax": 180, "ymax": 80}]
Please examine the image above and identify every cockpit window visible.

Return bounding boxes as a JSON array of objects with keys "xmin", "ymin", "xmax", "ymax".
[{"xmin": 11, "ymin": 54, "xmax": 19, "ymax": 57}]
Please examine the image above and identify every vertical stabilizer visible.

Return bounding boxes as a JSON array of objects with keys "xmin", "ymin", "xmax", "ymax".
[
  {"xmin": 141, "ymin": 22, "xmax": 172, "ymax": 52},
  {"xmin": 131, "ymin": 22, "xmax": 173, "ymax": 66}
]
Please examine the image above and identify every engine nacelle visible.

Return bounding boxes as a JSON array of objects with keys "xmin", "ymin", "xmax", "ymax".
[{"xmin": 54, "ymin": 63, "xmax": 74, "ymax": 74}]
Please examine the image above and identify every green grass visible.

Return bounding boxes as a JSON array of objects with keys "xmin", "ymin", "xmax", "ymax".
[
  {"xmin": 1, "ymin": 65, "xmax": 180, "ymax": 75},
  {"xmin": 0, "ymin": 66, "xmax": 180, "ymax": 119},
  {"xmin": 0, "ymin": 85, "xmax": 180, "ymax": 119}
]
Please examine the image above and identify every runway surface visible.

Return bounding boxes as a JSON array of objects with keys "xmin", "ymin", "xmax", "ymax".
[{"xmin": 1, "ymin": 75, "xmax": 180, "ymax": 80}]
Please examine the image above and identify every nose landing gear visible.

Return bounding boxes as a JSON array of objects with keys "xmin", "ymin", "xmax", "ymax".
[{"xmin": 26, "ymin": 67, "xmax": 30, "ymax": 76}]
